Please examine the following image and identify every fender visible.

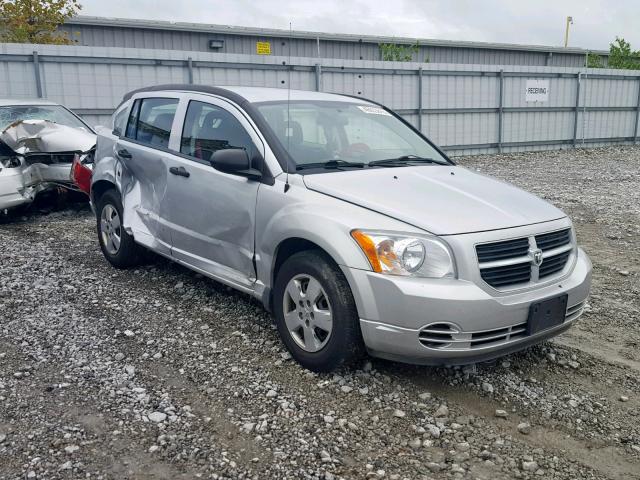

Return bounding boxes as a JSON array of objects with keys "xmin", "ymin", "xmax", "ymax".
[{"xmin": 254, "ymin": 177, "xmax": 427, "ymax": 292}]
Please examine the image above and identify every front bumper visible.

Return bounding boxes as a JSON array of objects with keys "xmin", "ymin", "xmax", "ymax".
[
  {"xmin": 341, "ymin": 247, "xmax": 592, "ymax": 365},
  {"xmin": 0, "ymin": 163, "xmax": 72, "ymax": 210}
]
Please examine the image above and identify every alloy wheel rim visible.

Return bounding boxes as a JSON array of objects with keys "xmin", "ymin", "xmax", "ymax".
[
  {"xmin": 282, "ymin": 274, "xmax": 333, "ymax": 352},
  {"xmin": 100, "ymin": 204, "xmax": 122, "ymax": 255}
]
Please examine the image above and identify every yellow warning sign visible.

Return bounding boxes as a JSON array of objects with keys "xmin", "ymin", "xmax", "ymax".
[{"xmin": 256, "ymin": 41, "xmax": 271, "ymax": 55}]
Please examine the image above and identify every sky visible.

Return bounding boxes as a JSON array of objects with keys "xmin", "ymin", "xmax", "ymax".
[{"xmin": 78, "ymin": 0, "xmax": 640, "ymax": 51}]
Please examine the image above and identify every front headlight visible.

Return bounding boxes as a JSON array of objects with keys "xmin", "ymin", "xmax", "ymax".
[
  {"xmin": 0, "ymin": 155, "xmax": 22, "ymax": 169},
  {"xmin": 351, "ymin": 229, "xmax": 455, "ymax": 278}
]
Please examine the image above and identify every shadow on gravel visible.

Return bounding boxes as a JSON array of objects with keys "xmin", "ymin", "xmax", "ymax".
[{"xmin": 0, "ymin": 189, "xmax": 90, "ymax": 225}]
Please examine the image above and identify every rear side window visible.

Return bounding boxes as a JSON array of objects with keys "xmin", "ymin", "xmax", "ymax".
[
  {"xmin": 124, "ymin": 97, "xmax": 179, "ymax": 148},
  {"xmin": 112, "ymin": 104, "xmax": 129, "ymax": 136},
  {"xmin": 125, "ymin": 99, "xmax": 140, "ymax": 139},
  {"xmin": 180, "ymin": 101, "xmax": 255, "ymax": 161}
]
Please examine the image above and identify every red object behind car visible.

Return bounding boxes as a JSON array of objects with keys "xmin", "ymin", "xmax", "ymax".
[{"xmin": 71, "ymin": 152, "xmax": 93, "ymax": 195}]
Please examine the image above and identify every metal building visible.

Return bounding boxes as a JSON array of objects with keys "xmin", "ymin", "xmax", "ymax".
[
  {"xmin": 60, "ymin": 16, "xmax": 608, "ymax": 67},
  {"xmin": 3, "ymin": 42, "xmax": 637, "ymax": 157}
]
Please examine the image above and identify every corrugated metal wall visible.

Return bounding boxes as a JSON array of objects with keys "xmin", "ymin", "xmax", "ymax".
[
  {"xmin": 1, "ymin": 43, "xmax": 638, "ymax": 156},
  {"xmin": 59, "ymin": 23, "xmax": 592, "ymax": 67}
]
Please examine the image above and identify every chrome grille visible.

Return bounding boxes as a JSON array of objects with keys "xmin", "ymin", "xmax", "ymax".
[
  {"xmin": 479, "ymin": 262, "xmax": 531, "ymax": 288},
  {"xmin": 535, "ymin": 229, "xmax": 571, "ymax": 251},
  {"xmin": 476, "ymin": 237, "xmax": 530, "ymax": 262},
  {"xmin": 539, "ymin": 250, "xmax": 571, "ymax": 278},
  {"xmin": 476, "ymin": 228, "xmax": 574, "ymax": 289}
]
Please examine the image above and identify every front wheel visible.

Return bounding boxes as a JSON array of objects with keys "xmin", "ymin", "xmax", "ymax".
[
  {"xmin": 96, "ymin": 190, "xmax": 142, "ymax": 269},
  {"xmin": 273, "ymin": 250, "xmax": 364, "ymax": 372}
]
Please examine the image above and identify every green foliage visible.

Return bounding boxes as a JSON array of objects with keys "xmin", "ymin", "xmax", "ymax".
[
  {"xmin": 0, "ymin": 0, "xmax": 81, "ymax": 45},
  {"xmin": 585, "ymin": 52, "xmax": 603, "ymax": 68},
  {"xmin": 379, "ymin": 42, "xmax": 420, "ymax": 62},
  {"xmin": 607, "ymin": 37, "xmax": 640, "ymax": 70}
]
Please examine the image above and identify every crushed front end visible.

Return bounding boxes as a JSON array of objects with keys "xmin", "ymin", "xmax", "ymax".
[{"xmin": 0, "ymin": 120, "xmax": 96, "ymax": 212}]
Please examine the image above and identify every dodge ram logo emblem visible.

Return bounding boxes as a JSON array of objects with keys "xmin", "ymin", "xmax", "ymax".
[{"xmin": 530, "ymin": 248, "xmax": 543, "ymax": 267}]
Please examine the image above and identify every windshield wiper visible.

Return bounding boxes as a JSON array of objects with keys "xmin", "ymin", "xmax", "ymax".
[
  {"xmin": 296, "ymin": 159, "xmax": 366, "ymax": 170},
  {"xmin": 368, "ymin": 155, "xmax": 444, "ymax": 167}
]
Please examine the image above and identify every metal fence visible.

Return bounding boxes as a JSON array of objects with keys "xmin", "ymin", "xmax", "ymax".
[{"xmin": 1, "ymin": 43, "xmax": 639, "ymax": 156}]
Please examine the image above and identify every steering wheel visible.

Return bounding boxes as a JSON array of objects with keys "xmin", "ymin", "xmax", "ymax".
[{"xmin": 340, "ymin": 142, "xmax": 371, "ymax": 159}]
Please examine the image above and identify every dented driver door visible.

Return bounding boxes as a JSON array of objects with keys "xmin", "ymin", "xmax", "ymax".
[{"xmin": 161, "ymin": 96, "xmax": 262, "ymax": 291}]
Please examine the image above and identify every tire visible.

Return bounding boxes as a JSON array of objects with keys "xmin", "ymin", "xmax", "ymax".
[
  {"xmin": 96, "ymin": 189, "xmax": 141, "ymax": 269},
  {"xmin": 273, "ymin": 250, "xmax": 364, "ymax": 372}
]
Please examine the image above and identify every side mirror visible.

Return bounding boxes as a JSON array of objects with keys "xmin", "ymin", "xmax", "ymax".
[{"xmin": 210, "ymin": 148, "xmax": 262, "ymax": 181}]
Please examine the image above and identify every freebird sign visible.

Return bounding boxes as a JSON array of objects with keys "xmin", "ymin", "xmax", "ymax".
[{"xmin": 525, "ymin": 79, "xmax": 550, "ymax": 102}]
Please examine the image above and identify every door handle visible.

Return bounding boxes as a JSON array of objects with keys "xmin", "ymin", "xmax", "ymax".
[
  {"xmin": 169, "ymin": 166, "xmax": 190, "ymax": 178},
  {"xmin": 117, "ymin": 148, "xmax": 132, "ymax": 159}
]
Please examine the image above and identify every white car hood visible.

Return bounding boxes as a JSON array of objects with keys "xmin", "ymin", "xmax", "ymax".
[
  {"xmin": 303, "ymin": 165, "xmax": 566, "ymax": 235},
  {"xmin": 0, "ymin": 119, "xmax": 96, "ymax": 154}
]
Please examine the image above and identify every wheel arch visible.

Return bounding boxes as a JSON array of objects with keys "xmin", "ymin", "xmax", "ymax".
[
  {"xmin": 91, "ymin": 179, "xmax": 118, "ymax": 207},
  {"xmin": 267, "ymin": 236, "xmax": 362, "ymax": 316}
]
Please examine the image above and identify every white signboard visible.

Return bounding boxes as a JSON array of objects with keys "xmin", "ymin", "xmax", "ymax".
[{"xmin": 525, "ymin": 79, "xmax": 550, "ymax": 102}]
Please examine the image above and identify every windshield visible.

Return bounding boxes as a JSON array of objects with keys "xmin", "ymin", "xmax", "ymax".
[
  {"xmin": 254, "ymin": 100, "xmax": 449, "ymax": 169},
  {"xmin": 0, "ymin": 105, "xmax": 89, "ymax": 131}
]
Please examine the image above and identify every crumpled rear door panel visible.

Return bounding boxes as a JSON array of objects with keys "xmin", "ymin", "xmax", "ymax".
[{"xmin": 116, "ymin": 139, "xmax": 171, "ymax": 255}]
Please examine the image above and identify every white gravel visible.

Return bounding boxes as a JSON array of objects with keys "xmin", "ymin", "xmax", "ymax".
[{"xmin": 0, "ymin": 145, "xmax": 639, "ymax": 479}]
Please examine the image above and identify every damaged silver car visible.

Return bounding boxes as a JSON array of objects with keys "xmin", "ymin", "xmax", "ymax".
[
  {"xmin": 0, "ymin": 99, "xmax": 96, "ymax": 212},
  {"xmin": 91, "ymin": 85, "xmax": 591, "ymax": 373}
]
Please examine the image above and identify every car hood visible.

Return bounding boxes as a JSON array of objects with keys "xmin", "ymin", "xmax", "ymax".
[
  {"xmin": 0, "ymin": 119, "xmax": 96, "ymax": 154},
  {"xmin": 302, "ymin": 165, "xmax": 565, "ymax": 235}
]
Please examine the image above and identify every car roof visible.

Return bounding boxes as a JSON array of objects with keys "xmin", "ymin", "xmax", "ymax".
[
  {"xmin": 0, "ymin": 98, "xmax": 61, "ymax": 106},
  {"xmin": 123, "ymin": 84, "xmax": 374, "ymax": 106},
  {"xmin": 216, "ymin": 86, "xmax": 371, "ymax": 104}
]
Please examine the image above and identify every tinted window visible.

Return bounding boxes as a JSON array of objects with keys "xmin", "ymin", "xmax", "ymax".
[
  {"xmin": 180, "ymin": 101, "xmax": 255, "ymax": 161},
  {"xmin": 112, "ymin": 105, "xmax": 129, "ymax": 136},
  {"xmin": 125, "ymin": 99, "xmax": 141, "ymax": 139},
  {"xmin": 125, "ymin": 97, "xmax": 178, "ymax": 148}
]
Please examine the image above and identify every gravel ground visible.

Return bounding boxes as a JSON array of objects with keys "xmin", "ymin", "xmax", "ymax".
[{"xmin": 0, "ymin": 145, "xmax": 639, "ymax": 480}]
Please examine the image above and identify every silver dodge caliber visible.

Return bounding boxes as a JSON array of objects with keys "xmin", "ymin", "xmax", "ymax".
[{"xmin": 91, "ymin": 85, "xmax": 592, "ymax": 372}]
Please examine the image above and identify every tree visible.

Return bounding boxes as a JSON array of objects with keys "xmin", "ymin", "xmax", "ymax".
[
  {"xmin": 379, "ymin": 42, "xmax": 421, "ymax": 62},
  {"xmin": 607, "ymin": 37, "xmax": 640, "ymax": 70},
  {"xmin": 0, "ymin": 0, "xmax": 81, "ymax": 45},
  {"xmin": 585, "ymin": 52, "xmax": 603, "ymax": 68}
]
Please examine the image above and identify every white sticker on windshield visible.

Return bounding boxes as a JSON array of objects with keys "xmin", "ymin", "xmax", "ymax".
[{"xmin": 357, "ymin": 105, "xmax": 391, "ymax": 116}]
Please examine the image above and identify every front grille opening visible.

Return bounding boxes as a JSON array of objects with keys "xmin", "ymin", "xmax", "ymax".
[
  {"xmin": 471, "ymin": 326, "xmax": 510, "ymax": 346},
  {"xmin": 566, "ymin": 301, "xmax": 586, "ymax": 320},
  {"xmin": 418, "ymin": 323, "xmax": 456, "ymax": 348},
  {"xmin": 24, "ymin": 152, "xmax": 76, "ymax": 165},
  {"xmin": 470, "ymin": 322, "xmax": 527, "ymax": 347},
  {"xmin": 419, "ymin": 322, "xmax": 528, "ymax": 350},
  {"xmin": 480, "ymin": 262, "xmax": 531, "ymax": 288},
  {"xmin": 476, "ymin": 229, "xmax": 573, "ymax": 289},
  {"xmin": 539, "ymin": 251, "xmax": 571, "ymax": 278},
  {"xmin": 476, "ymin": 237, "xmax": 529, "ymax": 262},
  {"xmin": 535, "ymin": 228, "xmax": 571, "ymax": 251}
]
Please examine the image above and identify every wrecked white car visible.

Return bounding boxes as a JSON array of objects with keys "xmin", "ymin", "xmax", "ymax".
[{"xmin": 0, "ymin": 99, "xmax": 96, "ymax": 211}]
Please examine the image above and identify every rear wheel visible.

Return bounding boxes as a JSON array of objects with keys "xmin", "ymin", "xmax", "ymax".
[
  {"xmin": 96, "ymin": 190, "xmax": 141, "ymax": 269},
  {"xmin": 273, "ymin": 250, "xmax": 364, "ymax": 372}
]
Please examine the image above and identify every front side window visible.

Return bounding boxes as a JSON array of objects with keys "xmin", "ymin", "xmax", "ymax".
[
  {"xmin": 124, "ymin": 97, "xmax": 178, "ymax": 148},
  {"xmin": 255, "ymin": 101, "xmax": 449, "ymax": 169},
  {"xmin": 0, "ymin": 105, "xmax": 90, "ymax": 131},
  {"xmin": 180, "ymin": 101, "xmax": 255, "ymax": 161}
]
